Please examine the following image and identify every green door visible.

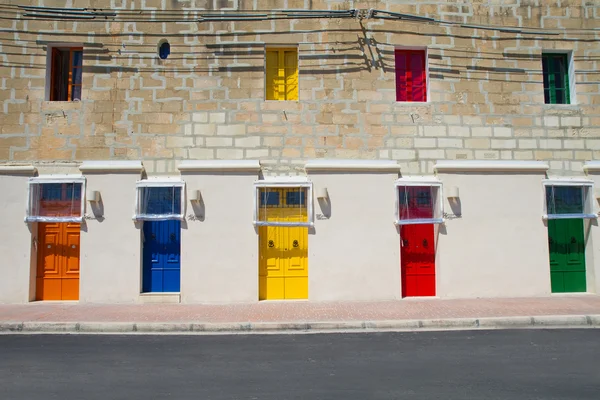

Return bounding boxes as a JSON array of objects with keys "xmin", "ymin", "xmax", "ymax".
[{"xmin": 548, "ymin": 219, "xmax": 586, "ymax": 293}]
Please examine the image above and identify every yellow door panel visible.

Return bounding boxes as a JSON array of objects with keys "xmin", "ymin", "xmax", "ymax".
[
  {"xmin": 259, "ymin": 276, "xmax": 285, "ymax": 300},
  {"xmin": 284, "ymin": 277, "xmax": 309, "ymax": 300}
]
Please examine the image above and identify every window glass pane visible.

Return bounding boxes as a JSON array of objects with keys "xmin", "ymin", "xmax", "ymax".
[
  {"xmin": 73, "ymin": 67, "xmax": 82, "ymax": 85},
  {"xmin": 140, "ymin": 186, "xmax": 182, "ymax": 216},
  {"xmin": 72, "ymin": 51, "xmax": 83, "ymax": 67},
  {"xmin": 286, "ymin": 189, "xmax": 305, "ymax": 206},
  {"xmin": 260, "ymin": 190, "xmax": 280, "ymax": 206},
  {"xmin": 158, "ymin": 42, "xmax": 170, "ymax": 60},
  {"xmin": 398, "ymin": 186, "xmax": 434, "ymax": 220},
  {"xmin": 31, "ymin": 182, "xmax": 82, "ymax": 218},
  {"xmin": 71, "ymin": 85, "xmax": 81, "ymax": 101},
  {"xmin": 546, "ymin": 186, "xmax": 583, "ymax": 215},
  {"xmin": 542, "ymin": 56, "xmax": 550, "ymax": 91},
  {"xmin": 554, "ymin": 89, "xmax": 565, "ymax": 105}
]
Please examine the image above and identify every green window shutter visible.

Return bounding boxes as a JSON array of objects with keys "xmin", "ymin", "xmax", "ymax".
[{"xmin": 543, "ymin": 53, "xmax": 570, "ymax": 105}]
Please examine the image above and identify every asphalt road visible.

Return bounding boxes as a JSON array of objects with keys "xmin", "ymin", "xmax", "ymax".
[{"xmin": 0, "ymin": 329, "xmax": 599, "ymax": 400}]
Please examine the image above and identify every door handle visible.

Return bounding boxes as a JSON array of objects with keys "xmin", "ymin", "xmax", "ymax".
[{"xmin": 401, "ymin": 239, "xmax": 408, "ymax": 247}]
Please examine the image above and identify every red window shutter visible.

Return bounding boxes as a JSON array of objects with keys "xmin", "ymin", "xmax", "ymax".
[
  {"xmin": 395, "ymin": 50, "xmax": 427, "ymax": 102},
  {"xmin": 395, "ymin": 51, "xmax": 408, "ymax": 102}
]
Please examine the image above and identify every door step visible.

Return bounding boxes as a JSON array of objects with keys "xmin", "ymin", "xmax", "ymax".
[{"xmin": 138, "ymin": 293, "xmax": 181, "ymax": 304}]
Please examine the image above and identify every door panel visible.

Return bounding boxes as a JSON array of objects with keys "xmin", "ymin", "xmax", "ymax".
[
  {"xmin": 142, "ymin": 220, "xmax": 181, "ymax": 293},
  {"xmin": 36, "ymin": 222, "xmax": 80, "ymax": 301},
  {"xmin": 401, "ymin": 223, "xmax": 436, "ymax": 297},
  {"xmin": 258, "ymin": 207, "xmax": 308, "ymax": 300},
  {"xmin": 548, "ymin": 218, "xmax": 586, "ymax": 293}
]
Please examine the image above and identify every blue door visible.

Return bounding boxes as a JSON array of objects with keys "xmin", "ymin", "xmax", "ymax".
[{"xmin": 143, "ymin": 220, "xmax": 181, "ymax": 292}]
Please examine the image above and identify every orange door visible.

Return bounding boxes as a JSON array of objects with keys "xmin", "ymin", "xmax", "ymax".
[{"xmin": 36, "ymin": 222, "xmax": 80, "ymax": 300}]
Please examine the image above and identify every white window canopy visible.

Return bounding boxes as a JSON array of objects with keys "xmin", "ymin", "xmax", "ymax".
[
  {"xmin": 395, "ymin": 179, "xmax": 443, "ymax": 225},
  {"xmin": 134, "ymin": 179, "xmax": 185, "ymax": 221},
  {"xmin": 26, "ymin": 176, "xmax": 86, "ymax": 223},
  {"xmin": 543, "ymin": 180, "xmax": 596, "ymax": 220},
  {"xmin": 253, "ymin": 180, "xmax": 313, "ymax": 227}
]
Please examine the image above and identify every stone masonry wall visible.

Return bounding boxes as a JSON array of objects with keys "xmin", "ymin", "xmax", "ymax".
[{"xmin": 0, "ymin": 0, "xmax": 599, "ymax": 175}]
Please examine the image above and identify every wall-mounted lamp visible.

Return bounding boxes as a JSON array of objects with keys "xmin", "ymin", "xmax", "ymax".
[
  {"xmin": 316, "ymin": 187, "xmax": 329, "ymax": 200},
  {"xmin": 447, "ymin": 186, "xmax": 460, "ymax": 200},
  {"xmin": 87, "ymin": 190, "xmax": 100, "ymax": 203},
  {"xmin": 188, "ymin": 189, "xmax": 202, "ymax": 203}
]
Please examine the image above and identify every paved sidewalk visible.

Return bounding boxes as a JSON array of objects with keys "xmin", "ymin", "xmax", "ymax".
[{"xmin": 1, "ymin": 295, "xmax": 600, "ymax": 333}]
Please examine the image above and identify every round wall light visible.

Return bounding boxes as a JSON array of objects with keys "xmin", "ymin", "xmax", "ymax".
[{"xmin": 158, "ymin": 40, "xmax": 170, "ymax": 60}]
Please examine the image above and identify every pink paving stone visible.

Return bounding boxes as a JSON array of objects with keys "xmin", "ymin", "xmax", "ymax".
[{"xmin": 1, "ymin": 296, "xmax": 600, "ymax": 323}]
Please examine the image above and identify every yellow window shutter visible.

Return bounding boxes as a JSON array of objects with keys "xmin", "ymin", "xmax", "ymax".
[
  {"xmin": 266, "ymin": 50, "xmax": 279, "ymax": 100},
  {"xmin": 284, "ymin": 50, "xmax": 298, "ymax": 100}
]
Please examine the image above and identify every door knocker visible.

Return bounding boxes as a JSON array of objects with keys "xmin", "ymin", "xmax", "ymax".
[
  {"xmin": 268, "ymin": 240, "xmax": 274, "ymax": 248},
  {"xmin": 293, "ymin": 240, "xmax": 299, "ymax": 248},
  {"xmin": 422, "ymin": 239, "xmax": 428, "ymax": 247},
  {"xmin": 170, "ymin": 233, "xmax": 176, "ymax": 242}
]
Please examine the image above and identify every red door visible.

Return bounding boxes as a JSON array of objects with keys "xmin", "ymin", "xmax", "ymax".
[
  {"xmin": 401, "ymin": 224, "xmax": 435, "ymax": 297},
  {"xmin": 399, "ymin": 186, "xmax": 436, "ymax": 297}
]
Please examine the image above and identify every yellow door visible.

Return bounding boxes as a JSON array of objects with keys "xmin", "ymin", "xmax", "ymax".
[{"xmin": 258, "ymin": 188, "xmax": 308, "ymax": 300}]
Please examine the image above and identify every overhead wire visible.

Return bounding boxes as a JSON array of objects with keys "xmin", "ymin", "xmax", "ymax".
[{"xmin": 0, "ymin": 3, "xmax": 595, "ymax": 34}]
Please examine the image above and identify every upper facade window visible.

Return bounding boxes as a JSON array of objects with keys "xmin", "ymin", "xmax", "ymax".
[
  {"xmin": 395, "ymin": 49, "xmax": 427, "ymax": 102},
  {"xmin": 50, "ymin": 47, "xmax": 83, "ymax": 101},
  {"xmin": 542, "ymin": 53, "xmax": 570, "ymax": 105},
  {"xmin": 266, "ymin": 48, "xmax": 298, "ymax": 101}
]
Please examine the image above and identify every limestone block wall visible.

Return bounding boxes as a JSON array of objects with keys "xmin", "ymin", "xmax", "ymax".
[{"xmin": 0, "ymin": 0, "xmax": 599, "ymax": 175}]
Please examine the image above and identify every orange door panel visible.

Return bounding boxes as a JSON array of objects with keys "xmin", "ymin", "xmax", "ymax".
[
  {"xmin": 36, "ymin": 222, "xmax": 80, "ymax": 301},
  {"xmin": 36, "ymin": 223, "xmax": 62, "ymax": 300}
]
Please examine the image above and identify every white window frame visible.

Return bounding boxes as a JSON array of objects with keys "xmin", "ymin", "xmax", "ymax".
[
  {"xmin": 394, "ymin": 179, "xmax": 443, "ymax": 225},
  {"xmin": 542, "ymin": 179, "xmax": 595, "ymax": 220},
  {"xmin": 253, "ymin": 180, "xmax": 314, "ymax": 227},
  {"xmin": 134, "ymin": 179, "xmax": 186, "ymax": 221},
  {"xmin": 25, "ymin": 176, "xmax": 86, "ymax": 223}
]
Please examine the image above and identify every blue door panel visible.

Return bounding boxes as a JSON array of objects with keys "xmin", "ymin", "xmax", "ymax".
[{"xmin": 142, "ymin": 220, "xmax": 181, "ymax": 293}]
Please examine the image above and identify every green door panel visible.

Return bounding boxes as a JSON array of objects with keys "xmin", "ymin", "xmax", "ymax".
[{"xmin": 548, "ymin": 219, "xmax": 586, "ymax": 293}]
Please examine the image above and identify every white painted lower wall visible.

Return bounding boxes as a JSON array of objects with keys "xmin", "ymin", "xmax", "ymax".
[
  {"xmin": 436, "ymin": 172, "xmax": 552, "ymax": 298},
  {"xmin": 1, "ymin": 160, "xmax": 599, "ymax": 304},
  {"xmin": 0, "ymin": 173, "xmax": 35, "ymax": 304},
  {"xmin": 79, "ymin": 172, "xmax": 142, "ymax": 303},
  {"xmin": 180, "ymin": 172, "xmax": 259, "ymax": 303},
  {"xmin": 308, "ymin": 172, "xmax": 401, "ymax": 301}
]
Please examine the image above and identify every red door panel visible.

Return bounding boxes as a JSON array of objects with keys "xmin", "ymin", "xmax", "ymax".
[{"xmin": 401, "ymin": 223, "xmax": 435, "ymax": 297}]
